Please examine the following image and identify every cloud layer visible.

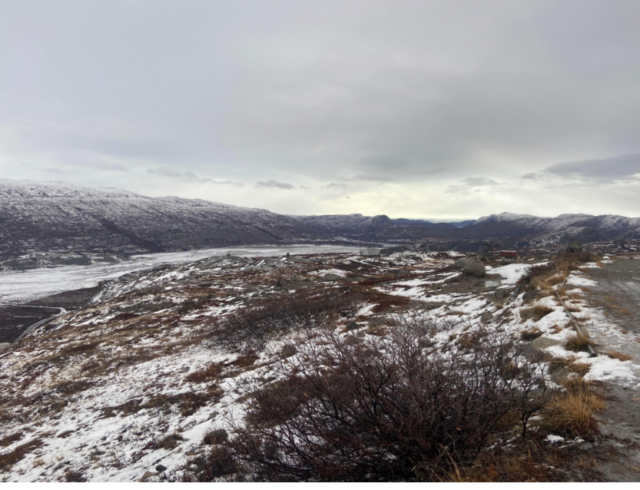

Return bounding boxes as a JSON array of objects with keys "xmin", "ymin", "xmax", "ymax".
[{"xmin": 1, "ymin": 0, "xmax": 639, "ymax": 218}]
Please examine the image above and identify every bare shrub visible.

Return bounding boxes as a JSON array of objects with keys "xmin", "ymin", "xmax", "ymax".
[
  {"xmin": 555, "ymin": 252, "xmax": 600, "ymax": 276},
  {"xmin": 209, "ymin": 289, "xmax": 360, "ymax": 350},
  {"xmin": 518, "ymin": 263, "xmax": 557, "ymax": 288},
  {"xmin": 203, "ymin": 429, "xmax": 228, "ymax": 446},
  {"xmin": 214, "ymin": 322, "xmax": 548, "ymax": 482}
]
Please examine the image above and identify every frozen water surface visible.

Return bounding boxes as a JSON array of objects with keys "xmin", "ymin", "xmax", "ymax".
[{"xmin": 0, "ymin": 245, "xmax": 360, "ymax": 304}]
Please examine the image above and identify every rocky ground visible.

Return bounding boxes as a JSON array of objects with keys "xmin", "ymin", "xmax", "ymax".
[{"xmin": 0, "ymin": 250, "xmax": 639, "ymax": 481}]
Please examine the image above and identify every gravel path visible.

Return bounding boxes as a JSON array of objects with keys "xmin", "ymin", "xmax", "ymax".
[{"xmin": 585, "ymin": 258, "xmax": 640, "ymax": 481}]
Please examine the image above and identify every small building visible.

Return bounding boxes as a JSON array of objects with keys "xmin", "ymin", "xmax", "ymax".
[
  {"xmin": 500, "ymin": 250, "xmax": 518, "ymax": 258},
  {"xmin": 360, "ymin": 248, "xmax": 381, "ymax": 257}
]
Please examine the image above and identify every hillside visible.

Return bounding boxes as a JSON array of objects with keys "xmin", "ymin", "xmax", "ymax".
[
  {"xmin": 0, "ymin": 180, "xmax": 323, "ymax": 258},
  {"xmin": 1, "ymin": 249, "xmax": 638, "ymax": 481}
]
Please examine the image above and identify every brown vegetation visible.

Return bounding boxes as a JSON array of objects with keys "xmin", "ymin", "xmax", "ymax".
[
  {"xmin": 0, "ymin": 439, "xmax": 43, "ymax": 471},
  {"xmin": 198, "ymin": 324, "xmax": 549, "ymax": 482},
  {"xmin": 209, "ymin": 289, "xmax": 361, "ymax": 350},
  {"xmin": 564, "ymin": 330, "xmax": 593, "ymax": 353},
  {"xmin": 545, "ymin": 378, "xmax": 605, "ymax": 439},
  {"xmin": 603, "ymin": 350, "xmax": 633, "ymax": 362},
  {"xmin": 520, "ymin": 305, "xmax": 554, "ymax": 322},
  {"xmin": 520, "ymin": 327, "xmax": 543, "ymax": 341}
]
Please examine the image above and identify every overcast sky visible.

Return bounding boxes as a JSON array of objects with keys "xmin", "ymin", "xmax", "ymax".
[{"xmin": 1, "ymin": 0, "xmax": 640, "ymax": 219}]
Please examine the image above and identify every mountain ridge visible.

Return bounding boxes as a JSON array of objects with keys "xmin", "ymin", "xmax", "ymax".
[{"xmin": 2, "ymin": 179, "xmax": 640, "ymax": 257}]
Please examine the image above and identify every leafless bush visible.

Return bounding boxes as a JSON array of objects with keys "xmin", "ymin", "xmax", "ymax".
[
  {"xmin": 209, "ymin": 289, "xmax": 361, "ymax": 351},
  {"xmin": 210, "ymin": 321, "xmax": 548, "ymax": 482}
]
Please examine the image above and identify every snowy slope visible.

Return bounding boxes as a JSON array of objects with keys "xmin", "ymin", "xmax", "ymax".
[{"xmin": 0, "ymin": 179, "xmax": 324, "ymax": 257}]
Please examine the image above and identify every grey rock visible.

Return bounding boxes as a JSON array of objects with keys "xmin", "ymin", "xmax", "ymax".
[
  {"xmin": 345, "ymin": 320, "xmax": 360, "ymax": 331},
  {"xmin": 323, "ymin": 273, "xmax": 342, "ymax": 281},
  {"xmin": 494, "ymin": 288, "xmax": 508, "ymax": 300},
  {"xmin": 463, "ymin": 260, "xmax": 486, "ymax": 278},
  {"xmin": 522, "ymin": 289, "xmax": 538, "ymax": 303},
  {"xmin": 155, "ymin": 465, "xmax": 167, "ymax": 473},
  {"xmin": 280, "ymin": 344, "xmax": 297, "ymax": 358}
]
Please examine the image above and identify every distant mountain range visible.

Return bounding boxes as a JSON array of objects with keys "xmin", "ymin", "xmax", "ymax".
[{"xmin": 1, "ymin": 179, "xmax": 639, "ymax": 258}]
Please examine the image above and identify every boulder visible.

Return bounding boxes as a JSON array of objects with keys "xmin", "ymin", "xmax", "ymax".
[{"xmin": 456, "ymin": 258, "xmax": 486, "ymax": 278}]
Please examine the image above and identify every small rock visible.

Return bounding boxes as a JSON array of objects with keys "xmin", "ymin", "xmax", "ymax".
[
  {"xmin": 522, "ymin": 289, "xmax": 538, "ymax": 303},
  {"xmin": 323, "ymin": 273, "xmax": 341, "ymax": 281},
  {"xmin": 494, "ymin": 288, "xmax": 508, "ymax": 300},
  {"xmin": 345, "ymin": 320, "xmax": 360, "ymax": 331},
  {"xmin": 155, "ymin": 465, "xmax": 167, "ymax": 473},
  {"xmin": 280, "ymin": 344, "xmax": 297, "ymax": 358}
]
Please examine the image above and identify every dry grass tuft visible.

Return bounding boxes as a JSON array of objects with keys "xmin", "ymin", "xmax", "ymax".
[
  {"xmin": 548, "ymin": 356, "xmax": 589, "ymax": 376},
  {"xmin": 520, "ymin": 327, "xmax": 543, "ymax": 342},
  {"xmin": 565, "ymin": 302, "xmax": 582, "ymax": 313},
  {"xmin": 545, "ymin": 378, "xmax": 604, "ymax": 439},
  {"xmin": 603, "ymin": 350, "xmax": 633, "ymax": 362},
  {"xmin": 550, "ymin": 324, "xmax": 563, "ymax": 334},
  {"xmin": 185, "ymin": 363, "xmax": 222, "ymax": 383},
  {"xmin": 564, "ymin": 330, "xmax": 593, "ymax": 353},
  {"xmin": 520, "ymin": 305, "xmax": 554, "ymax": 322}
]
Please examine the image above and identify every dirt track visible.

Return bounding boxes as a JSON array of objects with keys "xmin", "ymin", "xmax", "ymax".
[
  {"xmin": 584, "ymin": 258, "xmax": 640, "ymax": 481},
  {"xmin": 0, "ymin": 286, "xmax": 101, "ymax": 343}
]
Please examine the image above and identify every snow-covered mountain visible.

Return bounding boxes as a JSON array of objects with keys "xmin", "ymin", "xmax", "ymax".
[
  {"xmin": 2, "ymin": 180, "xmax": 640, "ymax": 258},
  {"xmin": 290, "ymin": 213, "xmax": 457, "ymax": 239},
  {"xmin": 0, "ymin": 179, "xmax": 323, "ymax": 257},
  {"xmin": 467, "ymin": 211, "xmax": 640, "ymax": 242}
]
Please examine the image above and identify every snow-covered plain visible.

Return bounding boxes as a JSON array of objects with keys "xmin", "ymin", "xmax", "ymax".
[{"xmin": 0, "ymin": 245, "xmax": 361, "ymax": 304}]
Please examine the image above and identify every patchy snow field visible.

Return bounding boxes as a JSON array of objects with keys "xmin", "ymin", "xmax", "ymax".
[{"xmin": 1, "ymin": 251, "xmax": 638, "ymax": 482}]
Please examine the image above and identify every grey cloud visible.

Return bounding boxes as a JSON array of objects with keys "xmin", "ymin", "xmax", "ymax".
[
  {"xmin": 325, "ymin": 183, "xmax": 347, "ymax": 189},
  {"xmin": 521, "ymin": 173, "xmax": 541, "ymax": 180},
  {"xmin": 461, "ymin": 178, "xmax": 500, "ymax": 187},
  {"xmin": 544, "ymin": 153, "xmax": 640, "ymax": 181},
  {"xmin": 256, "ymin": 180, "xmax": 295, "ymax": 190},
  {"xmin": 446, "ymin": 177, "xmax": 500, "ymax": 194},
  {"xmin": 204, "ymin": 179, "xmax": 244, "ymax": 187},
  {"xmin": 148, "ymin": 167, "xmax": 183, "ymax": 178}
]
